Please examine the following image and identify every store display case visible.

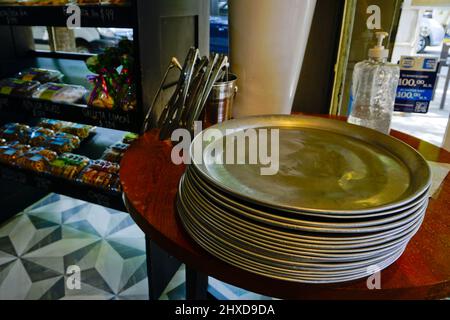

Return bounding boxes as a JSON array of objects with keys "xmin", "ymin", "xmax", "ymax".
[{"xmin": 0, "ymin": 0, "xmax": 210, "ymax": 211}]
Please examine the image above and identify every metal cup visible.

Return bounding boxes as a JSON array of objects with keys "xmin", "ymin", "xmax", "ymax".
[{"xmin": 203, "ymin": 73, "xmax": 238, "ymax": 128}]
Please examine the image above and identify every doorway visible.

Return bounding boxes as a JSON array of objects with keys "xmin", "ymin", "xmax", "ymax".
[{"xmin": 391, "ymin": 0, "xmax": 450, "ymax": 147}]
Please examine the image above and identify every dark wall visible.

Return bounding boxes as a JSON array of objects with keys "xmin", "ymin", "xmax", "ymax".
[{"xmin": 292, "ymin": 0, "xmax": 345, "ymax": 114}]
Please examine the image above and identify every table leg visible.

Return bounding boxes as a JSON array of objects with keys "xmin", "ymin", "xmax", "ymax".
[
  {"xmin": 185, "ymin": 266, "xmax": 209, "ymax": 300},
  {"xmin": 146, "ymin": 237, "xmax": 182, "ymax": 300}
]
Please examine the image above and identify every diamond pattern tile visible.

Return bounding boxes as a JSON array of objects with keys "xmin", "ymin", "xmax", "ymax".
[{"xmin": 0, "ymin": 193, "xmax": 272, "ymax": 300}]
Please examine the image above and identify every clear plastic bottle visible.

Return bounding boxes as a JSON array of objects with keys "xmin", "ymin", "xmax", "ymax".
[{"xmin": 348, "ymin": 32, "xmax": 400, "ymax": 134}]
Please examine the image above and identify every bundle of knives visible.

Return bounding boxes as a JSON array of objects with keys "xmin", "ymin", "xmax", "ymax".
[{"xmin": 142, "ymin": 48, "xmax": 229, "ymax": 140}]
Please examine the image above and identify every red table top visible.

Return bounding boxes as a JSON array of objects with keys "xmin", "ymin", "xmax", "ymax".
[{"xmin": 120, "ymin": 117, "xmax": 450, "ymax": 300}]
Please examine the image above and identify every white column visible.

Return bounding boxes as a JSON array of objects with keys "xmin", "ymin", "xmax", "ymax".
[
  {"xmin": 391, "ymin": 0, "xmax": 423, "ymax": 64},
  {"xmin": 444, "ymin": 124, "xmax": 450, "ymax": 151},
  {"xmin": 228, "ymin": 0, "xmax": 317, "ymax": 118}
]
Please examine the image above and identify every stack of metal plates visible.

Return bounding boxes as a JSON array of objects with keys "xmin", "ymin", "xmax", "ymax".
[{"xmin": 176, "ymin": 115, "xmax": 431, "ymax": 283}]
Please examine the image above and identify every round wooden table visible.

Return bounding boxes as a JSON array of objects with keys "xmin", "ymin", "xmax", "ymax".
[{"xmin": 120, "ymin": 119, "xmax": 450, "ymax": 300}]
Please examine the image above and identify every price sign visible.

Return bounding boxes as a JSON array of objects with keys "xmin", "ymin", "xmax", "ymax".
[{"xmin": 394, "ymin": 56, "xmax": 439, "ymax": 113}]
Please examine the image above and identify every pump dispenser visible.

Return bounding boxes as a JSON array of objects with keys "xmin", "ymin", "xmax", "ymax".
[
  {"xmin": 369, "ymin": 32, "xmax": 389, "ymax": 60},
  {"xmin": 348, "ymin": 31, "xmax": 400, "ymax": 134}
]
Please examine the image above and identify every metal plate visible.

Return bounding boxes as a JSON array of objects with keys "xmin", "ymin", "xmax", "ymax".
[
  {"xmin": 177, "ymin": 198, "xmax": 408, "ymax": 283},
  {"xmin": 179, "ymin": 182, "xmax": 425, "ymax": 256},
  {"xmin": 179, "ymin": 175, "xmax": 426, "ymax": 245},
  {"xmin": 185, "ymin": 166, "xmax": 429, "ymax": 230},
  {"xmin": 188, "ymin": 164, "xmax": 430, "ymax": 220},
  {"xmin": 191, "ymin": 115, "xmax": 431, "ymax": 214}
]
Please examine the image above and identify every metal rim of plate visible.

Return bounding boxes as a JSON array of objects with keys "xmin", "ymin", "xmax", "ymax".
[
  {"xmin": 179, "ymin": 174, "xmax": 426, "ymax": 245},
  {"xmin": 190, "ymin": 115, "xmax": 431, "ymax": 215},
  {"xmin": 180, "ymin": 190, "xmax": 423, "ymax": 262},
  {"xmin": 179, "ymin": 175, "xmax": 425, "ymax": 251},
  {"xmin": 187, "ymin": 164, "xmax": 430, "ymax": 220},
  {"xmin": 184, "ymin": 166, "xmax": 429, "ymax": 230},
  {"xmin": 177, "ymin": 196, "xmax": 409, "ymax": 283},
  {"xmin": 179, "ymin": 180, "xmax": 425, "ymax": 256},
  {"xmin": 178, "ymin": 180, "xmax": 425, "ymax": 264}
]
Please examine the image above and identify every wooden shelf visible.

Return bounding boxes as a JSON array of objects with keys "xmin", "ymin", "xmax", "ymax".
[
  {"xmin": 0, "ymin": 162, "xmax": 125, "ymax": 211},
  {"xmin": 0, "ymin": 95, "xmax": 140, "ymax": 132}
]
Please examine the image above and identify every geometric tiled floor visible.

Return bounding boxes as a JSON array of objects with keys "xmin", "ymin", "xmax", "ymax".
[
  {"xmin": 0, "ymin": 194, "xmax": 148, "ymax": 300},
  {"xmin": 0, "ymin": 194, "xmax": 272, "ymax": 300}
]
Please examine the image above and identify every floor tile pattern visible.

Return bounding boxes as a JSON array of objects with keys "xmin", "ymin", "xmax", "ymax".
[{"xmin": 0, "ymin": 194, "xmax": 270, "ymax": 300}]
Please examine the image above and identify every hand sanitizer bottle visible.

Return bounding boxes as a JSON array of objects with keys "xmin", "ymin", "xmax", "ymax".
[{"xmin": 348, "ymin": 32, "xmax": 400, "ymax": 134}]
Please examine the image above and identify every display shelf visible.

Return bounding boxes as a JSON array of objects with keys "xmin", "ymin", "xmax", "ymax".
[
  {"xmin": 0, "ymin": 5, "xmax": 134, "ymax": 28},
  {"xmin": 0, "ymin": 162, "xmax": 125, "ymax": 211},
  {"xmin": 0, "ymin": 95, "xmax": 140, "ymax": 132},
  {"xmin": 0, "ymin": 126, "xmax": 126, "ymax": 211}
]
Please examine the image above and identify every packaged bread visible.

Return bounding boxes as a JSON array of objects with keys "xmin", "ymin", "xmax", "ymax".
[
  {"xmin": 54, "ymin": 132, "xmax": 81, "ymax": 148},
  {"xmin": 50, "ymin": 153, "xmax": 90, "ymax": 180},
  {"xmin": 0, "ymin": 78, "xmax": 40, "ymax": 97},
  {"xmin": 44, "ymin": 135, "xmax": 79, "ymax": 153},
  {"xmin": 101, "ymin": 142, "xmax": 129, "ymax": 163},
  {"xmin": 37, "ymin": 119, "xmax": 69, "ymax": 131},
  {"xmin": 78, "ymin": 159, "xmax": 121, "ymax": 191},
  {"xmin": 15, "ymin": 68, "xmax": 63, "ymax": 83},
  {"xmin": 0, "ymin": 143, "xmax": 31, "ymax": 165},
  {"xmin": 32, "ymin": 83, "xmax": 87, "ymax": 104},
  {"xmin": 122, "ymin": 132, "xmax": 138, "ymax": 144},
  {"xmin": 0, "ymin": 123, "xmax": 32, "ymax": 143},
  {"xmin": 60, "ymin": 123, "xmax": 93, "ymax": 139},
  {"xmin": 16, "ymin": 147, "xmax": 58, "ymax": 173},
  {"xmin": 29, "ymin": 127, "xmax": 56, "ymax": 147}
]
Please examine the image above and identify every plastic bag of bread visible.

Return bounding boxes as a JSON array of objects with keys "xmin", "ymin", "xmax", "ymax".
[
  {"xmin": 60, "ymin": 123, "xmax": 94, "ymax": 139},
  {"xmin": 50, "ymin": 153, "xmax": 90, "ymax": 180},
  {"xmin": 122, "ymin": 132, "xmax": 138, "ymax": 144},
  {"xmin": 0, "ymin": 143, "xmax": 31, "ymax": 165},
  {"xmin": 37, "ymin": 119, "xmax": 69, "ymax": 131},
  {"xmin": 29, "ymin": 127, "xmax": 56, "ymax": 147},
  {"xmin": 0, "ymin": 123, "xmax": 32, "ymax": 144},
  {"xmin": 101, "ymin": 142, "xmax": 129, "ymax": 163},
  {"xmin": 0, "ymin": 78, "xmax": 40, "ymax": 97},
  {"xmin": 78, "ymin": 160, "xmax": 121, "ymax": 191},
  {"xmin": 16, "ymin": 147, "xmax": 58, "ymax": 173},
  {"xmin": 15, "ymin": 68, "xmax": 63, "ymax": 83},
  {"xmin": 54, "ymin": 132, "xmax": 81, "ymax": 148},
  {"xmin": 32, "ymin": 83, "xmax": 87, "ymax": 104}
]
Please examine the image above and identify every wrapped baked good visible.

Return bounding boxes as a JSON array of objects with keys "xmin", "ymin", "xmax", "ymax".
[
  {"xmin": 101, "ymin": 149, "xmax": 122, "ymax": 163},
  {"xmin": 44, "ymin": 135, "xmax": 78, "ymax": 153},
  {"xmin": 50, "ymin": 153, "xmax": 90, "ymax": 180},
  {"xmin": 0, "ymin": 143, "xmax": 31, "ymax": 165},
  {"xmin": 0, "ymin": 78, "xmax": 40, "ymax": 97},
  {"xmin": 122, "ymin": 132, "xmax": 138, "ymax": 144},
  {"xmin": 15, "ymin": 68, "xmax": 63, "ymax": 83},
  {"xmin": 37, "ymin": 119, "xmax": 66, "ymax": 131},
  {"xmin": 60, "ymin": 123, "xmax": 93, "ymax": 139},
  {"xmin": 16, "ymin": 147, "xmax": 58, "ymax": 173},
  {"xmin": 89, "ymin": 159, "xmax": 120, "ymax": 174},
  {"xmin": 29, "ymin": 127, "xmax": 56, "ymax": 147},
  {"xmin": 101, "ymin": 142, "xmax": 129, "ymax": 163},
  {"xmin": 79, "ymin": 159, "xmax": 121, "ymax": 191},
  {"xmin": 54, "ymin": 132, "xmax": 81, "ymax": 148},
  {"xmin": 32, "ymin": 83, "xmax": 87, "ymax": 104},
  {"xmin": 0, "ymin": 123, "xmax": 32, "ymax": 143},
  {"xmin": 80, "ymin": 169, "xmax": 121, "ymax": 192}
]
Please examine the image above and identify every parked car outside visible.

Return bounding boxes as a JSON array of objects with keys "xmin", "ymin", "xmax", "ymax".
[{"xmin": 417, "ymin": 16, "xmax": 446, "ymax": 53}]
